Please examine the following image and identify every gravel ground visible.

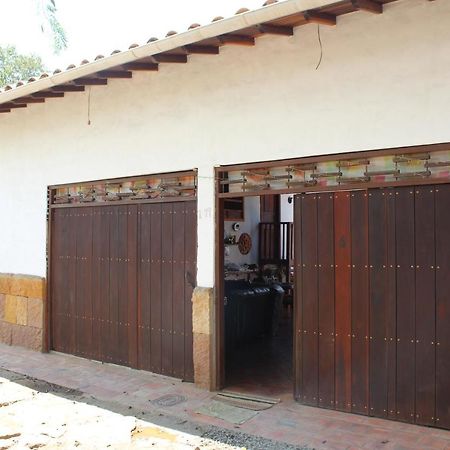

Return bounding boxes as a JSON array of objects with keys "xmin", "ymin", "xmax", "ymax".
[
  {"xmin": 0, "ymin": 368, "xmax": 312, "ymax": 450},
  {"xmin": 201, "ymin": 427, "xmax": 309, "ymax": 450}
]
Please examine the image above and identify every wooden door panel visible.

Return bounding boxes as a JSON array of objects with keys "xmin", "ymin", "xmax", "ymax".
[
  {"xmin": 293, "ymin": 195, "xmax": 303, "ymax": 400},
  {"xmin": 183, "ymin": 202, "xmax": 197, "ymax": 381},
  {"xmin": 149, "ymin": 204, "xmax": 163, "ymax": 374},
  {"xmin": 51, "ymin": 209, "xmax": 66, "ymax": 354},
  {"xmin": 368, "ymin": 190, "xmax": 389, "ymax": 418},
  {"xmin": 395, "ymin": 187, "xmax": 416, "ymax": 423},
  {"xmin": 414, "ymin": 186, "xmax": 436, "ymax": 427},
  {"xmin": 386, "ymin": 191, "xmax": 397, "ymax": 420},
  {"xmin": 317, "ymin": 193, "xmax": 335, "ymax": 410},
  {"xmin": 172, "ymin": 202, "xmax": 187, "ymax": 380},
  {"xmin": 161, "ymin": 203, "xmax": 174, "ymax": 376},
  {"xmin": 127, "ymin": 206, "xmax": 138, "ymax": 368},
  {"xmin": 51, "ymin": 200, "xmax": 196, "ymax": 381},
  {"xmin": 294, "ymin": 184, "xmax": 448, "ymax": 430},
  {"xmin": 350, "ymin": 191, "xmax": 369, "ymax": 415},
  {"xmin": 300, "ymin": 194, "xmax": 319, "ymax": 406},
  {"xmin": 108, "ymin": 206, "xmax": 121, "ymax": 365},
  {"xmin": 138, "ymin": 204, "xmax": 152, "ymax": 371},
  {"xmin": 435, "ymin": 184, "xmax": 450, "ymax": 429},
  {"xmin": 334, "ymin": 192, "xmax": 352, "ymax": 412},
  {"xmin": 66, "ymin": 210, "xmax": 77, "ymax": 357}
]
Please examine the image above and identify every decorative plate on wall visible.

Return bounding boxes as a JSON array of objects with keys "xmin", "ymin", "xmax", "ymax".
[{"xmin": 238, "ymin": 233, "xmax": 252, "ymax": 255}]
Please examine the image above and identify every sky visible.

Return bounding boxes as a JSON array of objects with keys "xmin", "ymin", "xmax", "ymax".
[{"xmin": 1, "ymin": 0, "xmax": 267, "ymax": 72}]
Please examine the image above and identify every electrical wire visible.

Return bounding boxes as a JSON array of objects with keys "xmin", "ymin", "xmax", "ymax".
[
  {"xmin": 87, "ymin": 86, "xmax": 91, "ymax": 125},
  {"xmin": 315, "ymin": 24, "xmax": 323, "ymax": 70}
]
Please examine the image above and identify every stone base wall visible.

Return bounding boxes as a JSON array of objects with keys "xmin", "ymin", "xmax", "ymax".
[
  {"xmin": 192, "ymin": 287, "xmax": 213, "ymax": 390},
  {"xmin": 0, "ymin": 273, "xmax": 45, "ymax": 351}
]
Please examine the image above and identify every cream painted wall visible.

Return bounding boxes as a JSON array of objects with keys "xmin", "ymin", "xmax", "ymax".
[{"xmin": 0, "ymin": 0, "xmax": 449, "ymax": 287}]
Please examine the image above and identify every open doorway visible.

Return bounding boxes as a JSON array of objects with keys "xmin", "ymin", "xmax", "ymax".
[{"xmin": 221, "ymin": 194, "xmax": 294, "ymax": 399}]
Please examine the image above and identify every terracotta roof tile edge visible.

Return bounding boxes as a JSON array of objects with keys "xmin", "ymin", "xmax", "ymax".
[{"xmin": 0, "ymin": 0, "xmax": 335, "ymax": 106}]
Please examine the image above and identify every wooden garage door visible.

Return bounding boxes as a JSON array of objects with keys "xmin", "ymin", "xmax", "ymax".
[
  {"xmin": 50, "ymin": 200, "xmax": 196, "ymax": 381},
  {"xmin": 294, "ymin": 185, "xmax": 450, "ymax": 429}
]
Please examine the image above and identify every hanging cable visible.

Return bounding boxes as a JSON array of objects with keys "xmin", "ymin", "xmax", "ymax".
[
  {"xmin": 315, "ymin": 24, "xmax": 323, "ymax": 70},
  {"xmin": 87, "ymin": 86, "xmax": 91, "ymax": 125}
]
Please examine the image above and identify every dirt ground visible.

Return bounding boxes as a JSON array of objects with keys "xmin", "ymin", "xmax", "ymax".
[{"xmin": 0, "ymin": 368, "xmax": 306, "ymax": 450}]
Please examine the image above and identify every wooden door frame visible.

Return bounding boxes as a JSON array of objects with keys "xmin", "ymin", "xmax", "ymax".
[{"xmin": 212, "ymin": 141, "xmax": 450, "ymax": 392}]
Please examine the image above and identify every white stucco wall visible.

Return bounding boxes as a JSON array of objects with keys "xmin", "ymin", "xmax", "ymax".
[{"xmin": 0, "ymin": 0, "xmax": 449, "ymax": 286}]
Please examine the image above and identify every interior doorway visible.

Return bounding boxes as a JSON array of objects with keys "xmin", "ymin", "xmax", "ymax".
[{"xmin": 221, "ymin": 194, "xmax": 294, "ymax": 399}]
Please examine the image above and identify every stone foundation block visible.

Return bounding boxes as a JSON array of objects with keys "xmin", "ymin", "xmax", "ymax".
[
  {"xmin": 0, "ymin": 275, "xmax": 9, "ymax": 296},
  {"xmin": 27, "ymin": 298, "xmax": 44, "ymax": 329},
  {"xmin": 193, "ymin": 333, "xmax": 211, "ymax": 390},
  {"xmin": 0, "ymin": 274, "xmax": 45, "ymax": 300},
  {"xmin": 0, "ymin": 274, "xmax": 45, "ymax": 353},
  {"xmin": 11, "ymin": 324, "xmax": 43, "ymax": 352},
  {"xmin": 192, "ymin": 287, "xmax": 213, "ymax": 335},
  {"xmin": 0, "ymin": 321, "xmax": 13, "ymax": 345},
  {"xmin": 0, "ymin": 294, "xmax": 5, "ymax": 321},
  {"xmin": 4, "ymin": 295, "xmax": 17, "ymax": 324},
  {"xmin": 16, "ymin": 297, "xmax": 28, "ymax": 326}
]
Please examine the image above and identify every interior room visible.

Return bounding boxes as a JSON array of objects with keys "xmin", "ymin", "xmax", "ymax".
[{"xmin": 222, "ymin": 193, "xmax": 294, "ymax": 399}]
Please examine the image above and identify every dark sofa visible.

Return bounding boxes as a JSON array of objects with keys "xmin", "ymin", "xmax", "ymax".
[{"xmin": 224, "ymin": 280, "xmax": 277, "ymax": 352}]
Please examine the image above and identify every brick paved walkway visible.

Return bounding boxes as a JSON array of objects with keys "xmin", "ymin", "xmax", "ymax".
[{"xmin": 1, "ymin": 343, "xmax": 450, "ymax": 450}]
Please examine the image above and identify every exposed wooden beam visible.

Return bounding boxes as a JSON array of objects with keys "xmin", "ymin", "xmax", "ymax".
[
  {"xmin": 257, "ymin": 24, "xmax": 294, "ymax": 36},
  {"xmin": 304, "ymin": 11, "xmax": 337, "ymax": 26},
  {"xmin": 152, "ymin": 54, "xmax": 188, "ymax": 63},
  {"xmin": 351, "ymin": 0, "xmax": 383, "ymax": 13},
  {"xmin": 122, "ymin": 62, "xmax": 159, "ymax": 71},
  {"xmin": 0, "ymin": 109, "xmax": 11, "ymax": 113},
  {"xmin": 1, "ymin": 102, "xmax": 27, "ymax": 109},
  {"xmin": 184, "ymin": 45, "xmax": 220, "ymax": 55},
  {"xmin": 32, "ymin": 91, "xmax": 65, "ymax": 98},
  {"xmin": 97, "ymin": 70, "xmax": 133, "ymax": 78},
  {"xmin": 13, "ymin": 97, "xmax": 45, "ymax": 103},
  {"xmin": 51, "ymin": 85, "xmax": 86, "ymax": 92},
  {"xmin": 73, "ymin": 78, "xmax": 108, "ymax": 85},
  {"xmin": 218, "ymin": 34, "xmax": 255, "ymax": 46}
]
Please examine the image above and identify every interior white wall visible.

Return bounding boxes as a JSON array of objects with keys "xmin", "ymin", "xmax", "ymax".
[
  {"xmin": 0, "ymin": 0, "xmax": 449, "ymax": 287},
  {"xmin": 280, "ymin": 195, "xmax": 294, "ymax": 223}
]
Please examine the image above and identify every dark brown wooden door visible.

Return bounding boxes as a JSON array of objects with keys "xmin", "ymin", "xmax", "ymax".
[
  {"xmin": 51, "ymin": 200, "xmax": 196, "ymax": 381},
  {"xmin": 294, "ymin": 186, "xmax": 450, "ymax": 429},
  {"xmin": 260, "ymin": 194, "xmax": 280, "ymax": 223}
]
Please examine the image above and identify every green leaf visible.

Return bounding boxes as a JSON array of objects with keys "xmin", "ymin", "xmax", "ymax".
[{"xmin": 0, "ymin": 45, "xmax": 45, "ymax": 87}]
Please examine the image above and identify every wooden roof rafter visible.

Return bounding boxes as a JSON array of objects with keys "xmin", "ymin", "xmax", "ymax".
[
  {"xmin": 183, "ymin": 45, "xmax": 220, "ymax": 55},
  {"xmin": 12, "ymin": 96, "xmax": 45, "ymax": 103},
  {"xmin": 350, "ymin": 0, "xmax": 383, "ymax": 13},
  {"xmin": 121, "ymin": 62, "xmax": 159, "ymax": 71},
  {"xmin": 51, "ymin": 85, "xmax": 85, "ymax": 92},
  {"xmin": 31, "ymin": 91, "xmax": 64, "ymax": 98}
]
